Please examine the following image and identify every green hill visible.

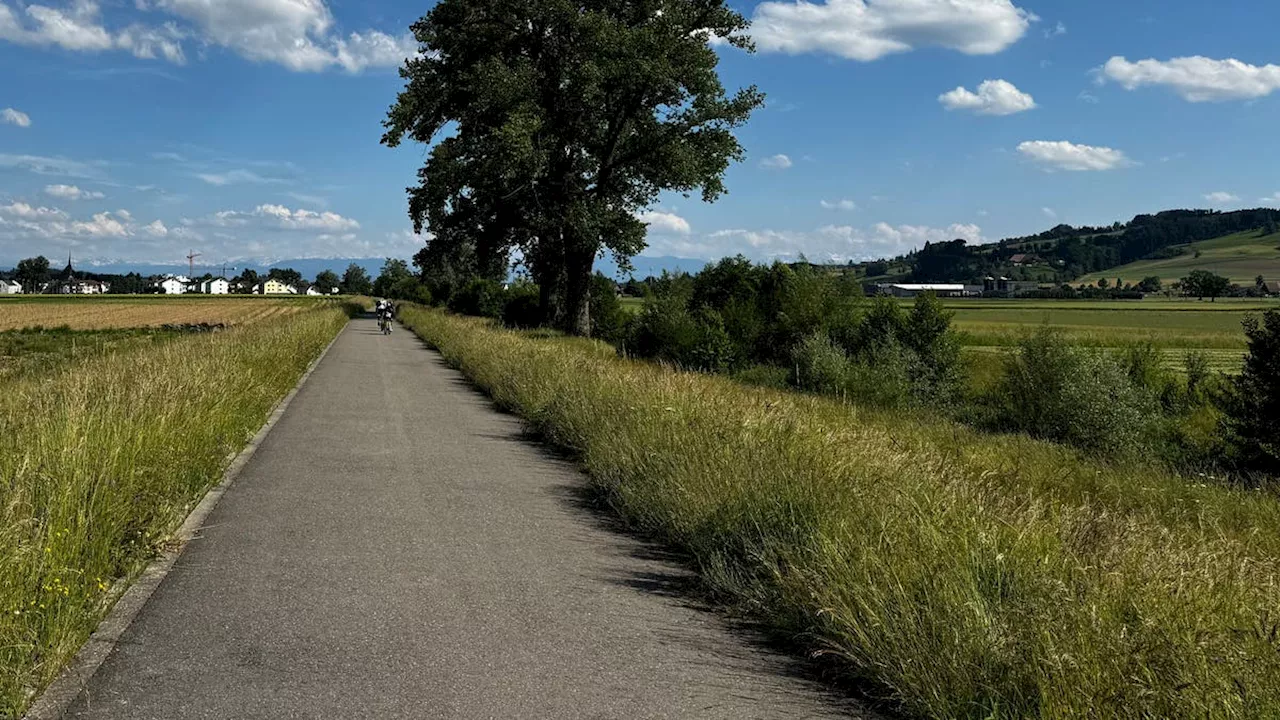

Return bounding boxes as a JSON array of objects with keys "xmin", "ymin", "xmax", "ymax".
[{"xmin": 1077, "ymin": 229, "xmax": 1280, "ymax": 286}]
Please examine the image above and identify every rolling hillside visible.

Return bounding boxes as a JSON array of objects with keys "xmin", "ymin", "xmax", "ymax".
[{"xmin": 1076, "ymin": 229, "xmax": 1280, "ymax": 285}]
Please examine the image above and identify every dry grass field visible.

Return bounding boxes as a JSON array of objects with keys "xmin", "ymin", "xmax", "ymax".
[{"xmin": 0, "ymin": 297, "xmax": 314, "ymax": 331}]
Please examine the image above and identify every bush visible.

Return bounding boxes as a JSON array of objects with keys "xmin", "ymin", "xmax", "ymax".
[
  {"xmin": 501, "ymin": 282, "xmax": 543, "ymax": 329},
  {"xmin": 448, "ymin": 278, "xmax": 506, "ymax": 319},
  {"xmin": 590, "ymin": 273, "xmax": 628, "ymax": 342},
  {"xmin": 1222, "ymin": 309, "xmax": 1280, "ymax": 479},
  {"xmin": 791, "ymin": 331, "xmax": 914, "ymax": 408},
  {"xmin": 994, "ymin": 327, "xmax": 1156, "ymax": 455},
  {"xmin": 626, "ymin": 298, "xmax": 734, "ymax": 372},
  {"xmin": 390, "ymin": 276, "xmax": 432, "ymax": 305}
]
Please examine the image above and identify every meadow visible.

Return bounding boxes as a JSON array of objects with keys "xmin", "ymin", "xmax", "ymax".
[
  {"xmin": 402, "ymin": 305, "xmax": 1280, "ymax": 720},
  {"xmin": 0, "ymin": 296, "xmax": 353, "ymax": 717},
  {"xmin": 1076, "ymin": 229, "xmax": 1280, "ymax": 285}
]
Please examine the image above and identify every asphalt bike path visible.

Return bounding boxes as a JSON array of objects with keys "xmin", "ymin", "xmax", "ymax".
[{"xmin": 63, "ymin": 316, "xmax": 869, "ymax": 719}]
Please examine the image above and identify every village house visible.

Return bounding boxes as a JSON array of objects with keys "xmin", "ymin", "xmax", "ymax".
[
  {"xmin": 256, "ymin": 279, "xmax": 291, "ymax": 295},
  {"xmin": 157, "ymin": 277, "xmax": 187, "ymax": 295},
  {"xmin": 201, "ymin": 278, "xmax": 230, "ymax": 295},
  {"xmin": 0, "ymin": 279, "xmax": 22, "ymax": 294}
]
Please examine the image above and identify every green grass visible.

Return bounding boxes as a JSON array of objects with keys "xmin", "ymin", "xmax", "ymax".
[
  {"xmin": 401, "ymin": 306, "xmax": 1280, "ymax": 720},
  {"xmin": 1077, "ymin": 229, "xmax": 1280, "ymax": 285},
  {"xmin": 0, "ymin": 303, "xmax": 351, "ymax": 718},
  {"xmin": 0, "ymin": 327, "xmax": 186, "ymax": 382}
]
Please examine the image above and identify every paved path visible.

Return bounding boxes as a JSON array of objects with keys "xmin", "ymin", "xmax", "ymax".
[{"xmin": 64, "ymin": 316, "xmax": 867, "ymax": 719}]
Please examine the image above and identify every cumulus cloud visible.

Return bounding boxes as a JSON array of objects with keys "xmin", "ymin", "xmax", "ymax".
[
  {"xmin": 635, "ymin": 210, "xmax": 691, "ymax": 234},
  {"xmin": 760, "ymin": 153, "xmax": 793, "ymax": 169},
  {"xmin": 0, "ymin": 0, "xmax": 416, "ymax": 72},
  {"xmin": 0, "ymin": 202, "xmax": 137, "ymax": 242},
  {"xmin": 143, "ymin": 219, "xmax": 168, "ymax": 236},
  {"xmin": 644, "ymin": 221, "xmax": 984, "ymax": 262},
  {"xmin": 1204, "ymin": 192, "xmax": 1240, "ymax": 205},
  {"xmin": 44, "ymin": 184, "xmax": 104, "ymax": 200},
  {"xmin": 1100, "ymin": 56, "xmax": 1280, "ymax": 102},
  {"xmin": 820, "ymin": 199, "xmax": 857, "ymax": 210},
  {"xmin": 2, "ymin": 107, "xmax": 30, "ymax": 127},
  {"xmin": 1017, "ymin": 140, "xmax": 1132, "ymax": 171},
  {"xmin": 938, "ymin": 79, "xmax": 1036, "ymax": 115},
  {"xmin": 750, "ymin": 0, "xmax": 1034, "ymax": 61},
  {"xmin": 1044, "ymin": 21, "xmax": 1065, "ymax": 38}
]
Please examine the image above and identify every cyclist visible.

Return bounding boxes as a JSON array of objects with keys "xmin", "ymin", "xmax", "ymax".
[{"xmin": 377, "ymin": 300, "xmax": 394, "ymax": 334}]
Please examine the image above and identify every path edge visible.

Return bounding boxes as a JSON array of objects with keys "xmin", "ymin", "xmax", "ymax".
[{"xmin": 21, "ymin": 320, "xmax": 350, "ymax": 720}]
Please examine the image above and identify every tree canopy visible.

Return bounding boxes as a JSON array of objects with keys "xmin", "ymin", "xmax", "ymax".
[
  {"xmin": 382, "ymin": 0, "xmax": 763, "ymax": 334},
  {"xmin": 341, "ymin": 264, "xmax": 374, "ymax": 295},
  {"xmin": 1181, "ymin": 270, "xmax": 1230, "ymax": 301}
]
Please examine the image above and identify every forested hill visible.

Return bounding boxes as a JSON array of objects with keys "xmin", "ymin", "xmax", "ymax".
[{"xmin": 858, "ymin": 208, "xmax": 1280, "ymax": 284}]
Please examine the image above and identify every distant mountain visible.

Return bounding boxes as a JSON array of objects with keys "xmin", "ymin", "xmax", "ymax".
[{"xmin": 595, "ymin": 254, "xmax": 711, "ymax": 279}]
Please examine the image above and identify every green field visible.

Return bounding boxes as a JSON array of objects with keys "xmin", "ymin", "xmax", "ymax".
[{"xmin": 1077, "ymin": 229, "xmax": 1280, "ymax": 285}]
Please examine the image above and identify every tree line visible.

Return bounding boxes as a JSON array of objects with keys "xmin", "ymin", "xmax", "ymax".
[{"xmin": 430, "ymin": 255, "xmax": 1280, "ymax": 486}]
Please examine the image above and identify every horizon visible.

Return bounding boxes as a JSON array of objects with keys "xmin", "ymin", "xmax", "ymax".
[{"xmin": 4, "ymin": 0, "xmax": 1280, "ymax": 267}]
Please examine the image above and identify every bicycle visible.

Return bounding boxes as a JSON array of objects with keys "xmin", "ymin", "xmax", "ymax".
[{"xmin": 379, "ymin": 314, "xmax": 392, "ymax": 335}]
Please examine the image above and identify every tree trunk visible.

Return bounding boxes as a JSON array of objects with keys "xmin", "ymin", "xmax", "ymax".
[{"xmin": 558, "ymin": 248, "xmax": 594, "ymax": 337}]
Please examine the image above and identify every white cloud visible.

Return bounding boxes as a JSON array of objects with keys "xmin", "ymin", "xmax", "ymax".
[
  {"xmin": 196, "ymin": 169, "xmax": 287, "ymax": 186},
  {"xmin": 201, "ymin": 204, "xmax": 359, "ymax": 232},
  {"xmin": 1100, "ymin": 56, "xmax": 1280, "ymax": 102},
  {"xmin": 750, "ymin": 0, "xmax": 1034, "ymax": 61},
  {"xmin": 2, "ymin": 107, "xmax": 31, "ymax": 127},
  {"xmin": 939, "ymin": 79, "xmax": 1035, "ymax": 115},
  {"xmin": 645, "ymin": 221, "xmax": 984, "ymax": 262},
  {"xmin": 0, "ymin": 202, "xmax": 134, "ymax": 240},
  {"xmin": 1077, "ymin": 90, "xmax": 1099, "ymax": 104},
  {"xmin": 1044, "ymin": 21, "xmax": 1065, "ymax": 38},
  {"xmin": 760, "ymin": 153, "xmax": 793, "ymax": 169},
  {"xmin": 44, "ymin": 184, "xmax": 105, "ymax": 200},
  {"xmin": 1259, "ymin": 193, "xmax": 1280, "ymax": 207},
  {"xmin": 1204, "ymin": 191, "xmax": 1240, "ymax": 205},
  {"xmin": 143, "ymin": 219, "xmax": 168, "ymax": 236},
  {"xmin": 820, "ymin": 199, "xmax": 857, "ymax": 210},
  {"xmin": 1041, "ymin": 207, "xmax": 1056, "ymax": 219},
  {"xmin": 1017, "ymin": 140, "xmax": 1132, "ymax": 171},
  {"xmin": 0, "ymin": 0, "xmax": 415, "ymax": 73},
  {"xmin": 285, "ymin": 191, "xmax": 328, "ymax": 208},
  {"xmin": 635, "ymin": 210, "xmax": 691, "ymax": 234},
  {"xmin": 0, "ymin": 153, "xmax": 105, "ymax": 179}
]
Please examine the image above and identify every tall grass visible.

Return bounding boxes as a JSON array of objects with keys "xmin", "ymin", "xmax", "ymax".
[
  {"xmin": 0, "ymin": 304, "xmax": 350, "ymax": 717},
  {"xmin": 401, "ymin": 306, "xmax": 1280, "ymax": 720}
]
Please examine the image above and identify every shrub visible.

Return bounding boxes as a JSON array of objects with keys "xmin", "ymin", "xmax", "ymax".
[
  {"xmin": 590, "ymin": 273, "xmax": 628, "ymax": 342},
  {"xmin": 626, "ymin": 296, "xmax": 700, "ymax": 364},
  {"xmin": 501, "ymin": 282, "xmax": 543, "ymax": 329},
  {"xmin": 1222, "ymin": 309, "xmax": 1280, "ymax": 479},
  {"xmin": 448, "ymin": 278, "xmax": 506, "ymax": 319},
  {"xmin": 791, "ymin": 331, "xmax": 852, "ymax": 397},
  {"xmin": 994, "ymin": 326, "xmax": 1156, "ymax": 455}
]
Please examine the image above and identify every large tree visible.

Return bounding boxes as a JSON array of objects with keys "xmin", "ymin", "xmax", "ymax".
[
  {"xmin": 382, "ymin": 0, "xmax": 763, "ymax": 334},
  {"xmin": 1182, "ymin": 269, "xmax": 1230, "ymax": 301},
  {"xmin": 341, "ymin": 264, "xmax": 373, "ymax": 295},
  {"xmin": 15, "ymin": 256, "xmax": 50, "ymax": 295},
  {"xmin": 314, "ymin": 270, "xmax": 340, "ymax": 294}
]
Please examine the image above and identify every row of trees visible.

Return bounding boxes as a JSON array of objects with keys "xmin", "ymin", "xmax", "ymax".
[{"xmin": 381, "ymin": 0, "xmax": 762, "ymax": 334}]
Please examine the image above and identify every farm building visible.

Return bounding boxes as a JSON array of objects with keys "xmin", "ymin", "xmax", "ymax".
[
  {"xmin": 874, "ymin": 283, "xmax": 974, "ymax": 298},
  {"xmin": 0, "ymin": 280, "xmax": 21, "ymax": 294}
]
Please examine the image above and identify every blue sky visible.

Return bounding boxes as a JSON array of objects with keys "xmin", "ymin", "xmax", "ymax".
[{"xmin": 2, "ymin": 0, "xmax": 1279, "ymax": 269}]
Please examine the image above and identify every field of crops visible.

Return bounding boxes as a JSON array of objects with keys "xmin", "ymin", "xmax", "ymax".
[{"xmin": 0, "ymin": 296, "xmax": 317, "ymax": 331}]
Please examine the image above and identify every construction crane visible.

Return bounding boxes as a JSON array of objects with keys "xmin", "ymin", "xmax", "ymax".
[{"xmin": 186, "ymin": 249, "xmax": 202, "ymax": 278}]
